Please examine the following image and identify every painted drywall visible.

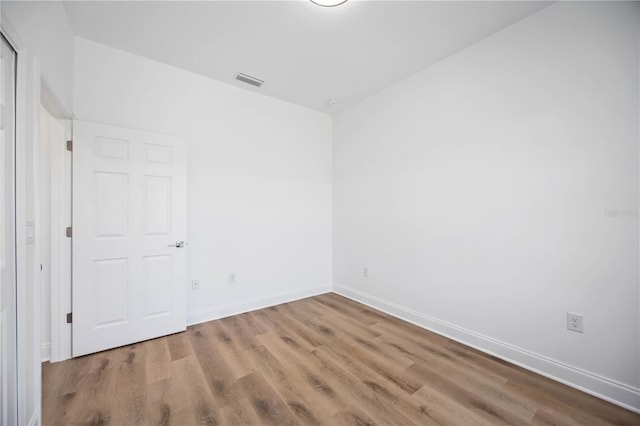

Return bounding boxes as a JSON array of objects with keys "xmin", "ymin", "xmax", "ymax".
[
  {"xmin": 333, "ymin": 1, "xmax": 639, "ymax": 409},
  {"xmin": 2, "ymin": 1, "xmax": 74, "ymax": 115},
  {"xmin": 73, "ymin": 37, "xmax": 332, "ymax": 323},
  {"xmin": 14, "ymin": 51, "xmax": 42, "ymax": 426},
  {"xmin": 2, "ymin": 8, "xmax": 46, "ymax": 421}
]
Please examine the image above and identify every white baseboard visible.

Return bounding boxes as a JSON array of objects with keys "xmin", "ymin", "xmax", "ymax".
[
  {"xmin": 41, "ymin": 343, "xmax": 50, "ymax": 362},
  {"xmin": 333, "ymin": 283, "xmax": 640, "ymax": 413},
  {"xmin": 187, "ymin": 284, "xmax": 332, "ymax": 326}
]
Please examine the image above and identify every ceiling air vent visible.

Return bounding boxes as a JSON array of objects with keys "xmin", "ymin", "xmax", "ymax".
[{"xmin": 236, "ymin": 73, "xmax": 264, "ymax": 87}]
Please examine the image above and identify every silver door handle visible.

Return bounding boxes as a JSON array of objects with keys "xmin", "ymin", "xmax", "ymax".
[{"xmin": 168, "ymin": 241, "xmax": 185, "ymax": 248}]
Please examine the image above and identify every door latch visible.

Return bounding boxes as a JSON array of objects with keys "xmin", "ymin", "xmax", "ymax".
[{"xmin": 168, "ymin": 241, "xmax": 185, "ymax": 248}]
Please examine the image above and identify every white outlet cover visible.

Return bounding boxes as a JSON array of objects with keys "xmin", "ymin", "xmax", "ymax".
[{"xmin": 566, "ymin": 312, "xmax": 584, "ymax": 333}]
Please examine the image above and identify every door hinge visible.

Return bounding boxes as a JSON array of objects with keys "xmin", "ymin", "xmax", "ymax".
[
  {"xmin": 66, "ymin": 312, "xmax": 72, "ymax": 324},
  {"xmin": 65, "ymin": 226, "xmax": 72, "ymax": 238},
  {"xmin": 66, "ymin": 140, "xmax": 72, "ymax": 151}
]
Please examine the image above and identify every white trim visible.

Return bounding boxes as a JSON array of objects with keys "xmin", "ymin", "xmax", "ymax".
[
  {"xmin": 30, "ymin": 63, "xmax": 42, "ymax": 426},
  {"xmin": 27, "ymin": 410, "xmax": 40, "ymax": 426},
  {"xmin": 48, "ymin": 118, "xmax": 71, "ymax": 362},
  {"xmin": 332, "ymin": 283, "xmax": 640, "ymax": 413},
  {"xmin": 187, "ymin": 284, "xmax": 332, "ymax": 326},
  {"xmin": 40, "ymin": 343, "xmax": 50, "ymax": 362},
  {"xmin": 15, "ymin": 44, "xmax": 29, "ymax": 426}
]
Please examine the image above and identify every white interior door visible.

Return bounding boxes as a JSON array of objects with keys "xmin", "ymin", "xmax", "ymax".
[{"xmin": 72, "ymin": 120, "xmax": 187, "ymax": 357}]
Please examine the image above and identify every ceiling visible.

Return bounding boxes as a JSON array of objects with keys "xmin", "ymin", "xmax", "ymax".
[{"xmin": 62, "ymin": 1, "xmax": 551, "ymax": 114}]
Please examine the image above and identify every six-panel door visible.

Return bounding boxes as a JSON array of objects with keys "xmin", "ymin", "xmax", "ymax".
[{"xmin": 72, "ymin": 120, "xmax": 187, "ymax": 357}]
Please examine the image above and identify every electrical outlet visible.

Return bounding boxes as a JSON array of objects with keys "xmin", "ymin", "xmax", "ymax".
[
  {"xmin": 229, "ymin": 273, "xmax": 237, "ymax": 284},
  {"xmin": 191, "ymin": 280, "xmax": 200, "ymax": 290},
  {"xmin": 363, "ymin": 267, "xmax": 368, "ymax": 278},
  {"xmin": 567, "ymin": 312, "xmax": 584, "ymax": 333}
]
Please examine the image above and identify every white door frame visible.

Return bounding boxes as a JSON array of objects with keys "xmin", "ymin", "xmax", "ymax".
[
  {"xmin": 48, "ymin": 117, "xmax": 72, "ymax": 362},
  {"xmin": 48, "ymin": 120, "xmax": 189, "ymax": 361}
]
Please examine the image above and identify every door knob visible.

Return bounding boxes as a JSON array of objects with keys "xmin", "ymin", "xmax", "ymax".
[{"xmin": 168, "ymin": 241, "xmax": 185, "ymax": 248}]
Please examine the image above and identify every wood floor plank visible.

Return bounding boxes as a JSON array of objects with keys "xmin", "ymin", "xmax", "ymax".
[
  {"xmin": 372, "ymin": 320, "xmax": 510, "ymax": 390},
  {"xmin": 374, "ymin": 329, "xmax": 538, "ymax": 422},
  {"xmin": 529, "ymin": 406, "xmax": 589, "ymax": 426},
  {"xmin": 42, "ymin": 293, "xmax": 640, "ymax": 426},
  {"xmin": 252, "ymin": 305, "xmax": 325, "ymax": 351},
  {"xmin": 331, "ymin": 410, "xmax": 378, "ymax": 426},
  {"xmin": 256, "ymin": 331, "xmax": 378, "ymax": 424},
  {"xmin": 201, "ymin": 320, "xmax": 258, "ymax": 379},
  {"xmin": 285, "ymin": 300, "xmax": 415, "ymax": 370},
  {"xmin": 503, "ymin": 379, "xmax": 627, "ymax": 426},
  {"xmin": 145, "ymin": 378, "xmax": 175, "ymax": 426},
  {"xmin": 188, "ymin": 324, "xmax": 243, "ymax": 409},
  {"xmin": 142, "ymin": 336, "xmax": 172, "ymax": 384},
  {"xmin": 407, "ymin": 361, "xmax": 532, "ymax": 425},
  {"xmin": 41, "ymin": 357, "xmax": 70, "ymax": 425},
  {"xmin": 65, "ymin": 358, "xmax": 118, "ymax": 425},
  {"xmin": 219, "ymin": 314, "xmax": 261, "ymax": 349},
  {"xmin": 168, "ymin": 355, "xmax": 220, "ymax": 425},
  {"xmin": 110, "ymin": 344, "xmax": 147, "ymax": 425},
  {"xmin": 246, "ymin": 345, "xmax": 325, "ymax": 425},
  {"xmin": 219, "ymin": 398, "xmax": 264, "ymax": 425},
  {"xmin": 258, "ymin": 330, "xmax": 418, "ymax": 426},
  {"xmin": 313, "ymin": 293, "xmax": 378, "ymax": 326},
  {"xmin": 166, "ymin": 330, "xmax": 195, "ymax": 361},
  {"xmin": 296, "ymin": 298, "xmax": 382, "ymax": 340},
  {"xmin": 42, "ymin": 356, "xmax": 94, "ymax": 425},
  {"xmin": 313, "ymin": 344, "xmax": 441, "ymax": 425},
  {"xmin": 237, "ymin": 311, "xmax": 271, "ymax": 335},
  {"xmin": 306, "ymin": 324, "xmax": 422, "ymax": 396},
  {"xmin": 237, "ymin": 371, "xmax": 300, "ymax": 426},
  {"xmin": 412, "ymin": 384, "xmax": 495, "ymax": 426},
  {"xmin": 45, "ymin": 349, "xmax": 119, "ymax": 425}
]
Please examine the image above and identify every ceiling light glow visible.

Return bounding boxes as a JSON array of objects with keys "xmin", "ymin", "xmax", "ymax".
[{"xmin": 310, "ymin": 0, "xmax": 348, "ymax": 7}]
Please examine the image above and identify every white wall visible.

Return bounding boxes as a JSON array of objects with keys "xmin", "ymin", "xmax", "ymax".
[
  {"xmin": 333, "ymin": 1, "xmax": 639, "ymax": 410},
  {"xmin": 2, "ymin": 1, "xmax": 75, "ymax": 115},
  {"xmin": 14, "ymin": 51, "xmax": 42, "ymax": 426},
  {"xmin": 3, "ymin": 3, "xmax": 60, "ymax": 423},
  {"xmin": 73, "ymin": 37, "xmax": 333, "ymax": 323}
]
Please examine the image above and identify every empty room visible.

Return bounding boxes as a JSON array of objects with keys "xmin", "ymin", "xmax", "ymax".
[{"xmin": 1, "ymin": 0, "xmax": 639, "ymax": 424}]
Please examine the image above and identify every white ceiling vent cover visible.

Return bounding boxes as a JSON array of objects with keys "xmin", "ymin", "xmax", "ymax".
[{"xmin": 236, "ymin": 73, "xmax": 264, "ymax": 87}]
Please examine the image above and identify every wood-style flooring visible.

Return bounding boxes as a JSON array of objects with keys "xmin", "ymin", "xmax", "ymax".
[{"xmin": 42, "ymin": 293, "xmax": 640, "ymax": 425}]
